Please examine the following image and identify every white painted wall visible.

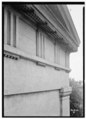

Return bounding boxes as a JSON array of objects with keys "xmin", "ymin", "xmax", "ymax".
[
  {"xmin": 4, "ymin": 90, "xmax": 60, "ymax": 116},
  {"xmin": 4, "ymin": 57, "xmax": 69, "ymax": 95},
  {"xmin": 4, "ymin": 6, "xmax": 70, "ymax": 116}
]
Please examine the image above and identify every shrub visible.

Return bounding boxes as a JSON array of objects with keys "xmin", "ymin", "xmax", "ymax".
[{"xmin": 69, "ymin": 78, "xmax": 83, "ymax": 117}]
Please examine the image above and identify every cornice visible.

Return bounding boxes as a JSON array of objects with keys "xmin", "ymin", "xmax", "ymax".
[
  {"xmin": 57, "ymin": 5, "xmax": 79, "ymax": 46},
  {"xmin": 8, "ymin": 4, "xmax": 79, "ymax": 52},
  {"xmin": 32, "ymin": 5, "xmax": 79, "ymax": 51},
  {"xmin": 46, "ymin": 5, "xmax": 79, "ymax": 46},
  {"xmin": 61, "ymin": 5, "xmax": 80, "ymax": 45}
]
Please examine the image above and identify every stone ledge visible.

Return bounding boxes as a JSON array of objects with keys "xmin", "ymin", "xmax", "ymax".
[{"xmin": 4, "ymin": 44, "xmax": 71, "ymax": 72}]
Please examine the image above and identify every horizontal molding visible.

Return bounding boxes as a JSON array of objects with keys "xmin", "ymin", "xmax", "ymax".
[
  {"xmin": 4, "ymin": 45, "xmax": 71, "ymax": 73},
  {"xmin": 4, "ymin": 86, "xmax": 72, "ymax": 96},
  {"xmin": 4, "ymin": 51, "xmax": 20, "ymax": 60},
  {"xmin": 33, "ymin": 5, "xmax": 78, "ymax": 52},
  {"xmin": 4, "ymin": 88, "xmax": 60, "ymax": 96}
]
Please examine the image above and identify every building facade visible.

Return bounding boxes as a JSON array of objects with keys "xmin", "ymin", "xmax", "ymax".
[{"xmin": 3, "ymin": 4, "xmax": 80, "ymax": 116}]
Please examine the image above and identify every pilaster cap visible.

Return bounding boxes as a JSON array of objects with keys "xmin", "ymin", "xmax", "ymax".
[{"xmin": 60, "ymin": 86, "xmax": 72, "ymax": 97}]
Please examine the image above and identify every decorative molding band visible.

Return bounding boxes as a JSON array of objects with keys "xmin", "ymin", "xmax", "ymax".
[
  {"xmin": 33, "ymin": 5, "xmax": 78, "ymax": 52},
  {"xmin": 4, "ymin": 51, "xmax": 20, "ymax": 60},
  {"xmin": 4, "ymin": 88, "xmax": 64, "ymax": 96},
  {"xmin": 4, "ymin": 45, "xmax": 71, "ymax": 72},
  {"xmin": 60, "ymin": 87, "xmax": 72, "ymax": 97},
  {"xmin": 10, "ymin": 4, "xmax": 78, "ymax": 52}
]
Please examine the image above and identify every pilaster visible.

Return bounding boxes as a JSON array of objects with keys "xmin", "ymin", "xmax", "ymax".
[{"xmin": 60, "ymin": 87, "xmax": 72, "ymax": 116}]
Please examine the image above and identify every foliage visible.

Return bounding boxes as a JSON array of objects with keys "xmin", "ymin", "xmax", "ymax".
[{"xmin": 69, "ymin": 78, "xmax": 83, "ymax": 117}]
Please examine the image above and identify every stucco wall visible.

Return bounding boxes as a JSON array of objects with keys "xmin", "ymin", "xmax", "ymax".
[
  {"xmin": 4, "ymin": 57, "xmax": 69, "ymax": 95},
  {"xmin": 4, "ymin": 90, "xmax": 60, "ymax": 116},
  {"xmin": 4, "ymin": 6, "xmax": 71, "ymax": 116}
]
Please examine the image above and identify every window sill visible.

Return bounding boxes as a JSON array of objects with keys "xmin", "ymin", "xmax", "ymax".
[{"xmin": 4, "ymin": 45, "xmax": 71, "ymax": 73}]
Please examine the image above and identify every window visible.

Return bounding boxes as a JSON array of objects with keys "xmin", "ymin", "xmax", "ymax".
[
  {"xmin": 65, "ymin": 51, "xmax": 69, "ymax": 68},
  {"xmin": 12, "ymin": 14, "xmax": 16, "ymax": 47},
  {"xmin": 18, "ymin": 18, "xmax": 36, "ymax": 55},
  {"xmin": 54, "ymin": 40, "xmax": 70, "ymax": 68},
  {"xmin": 59, "ymin": 47, "xmax": 66, "ymax": 67},
  {"xmin": 36, "ymin": 30, "xmax": 45, "ymax": 58},
  {"xmin": 7, "ymin": 10, "xmax": 11, "ymax": 45},
  {"xmin": 4, "ymin": 8, "xmax": 17, "ymax": 47},
  {"xmin": 54, "ymin": 40, "xmax": 60, "ymax": 64},
  {"xmin": 45, "ymin": 35, "xmax": 54, "ymax": 62}
]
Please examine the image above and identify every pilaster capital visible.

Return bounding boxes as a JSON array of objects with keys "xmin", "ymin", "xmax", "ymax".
[{"xmin": 60, "ymin": 86, "xmax": 72, "ymax": 97}]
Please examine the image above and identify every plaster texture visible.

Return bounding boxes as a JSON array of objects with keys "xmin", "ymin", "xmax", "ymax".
[
  {"xmin": 4, "ymin": 57, "xmax": 69, "ymax": 95},
  {"xmin": 3, "ymin": 5, "xmax": 74, "ymax": 116},
  {"xmin": 4, "ymin": 90, "xmax": 60, "ymax": 116}
]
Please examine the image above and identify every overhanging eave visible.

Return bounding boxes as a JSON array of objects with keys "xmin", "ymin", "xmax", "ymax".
[{"xmin": 8, "ymin": 4, "xmax": 79, "ymax": 52}]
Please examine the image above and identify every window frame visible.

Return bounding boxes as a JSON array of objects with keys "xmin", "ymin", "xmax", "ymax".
[
  {"xmin": 4, "ymin": 7, "xmax": 18, "ymax": 48},
  {"xmin": 36, "ymin": 29, "xmax": 45, "ymax": 59},
  {"xmin": 54, "ymin": 40, "xmax": 60, "ymax": 64}
]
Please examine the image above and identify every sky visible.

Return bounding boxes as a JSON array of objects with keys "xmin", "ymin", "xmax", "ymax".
[{"xmin": 67, "ymin": 5, "xmax": 84, "ymax": 81}]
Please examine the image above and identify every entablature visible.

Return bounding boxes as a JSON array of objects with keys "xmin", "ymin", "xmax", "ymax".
[{"xmin": 3, "ymin": 4, "xmax": 80, "ymax": 52}]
